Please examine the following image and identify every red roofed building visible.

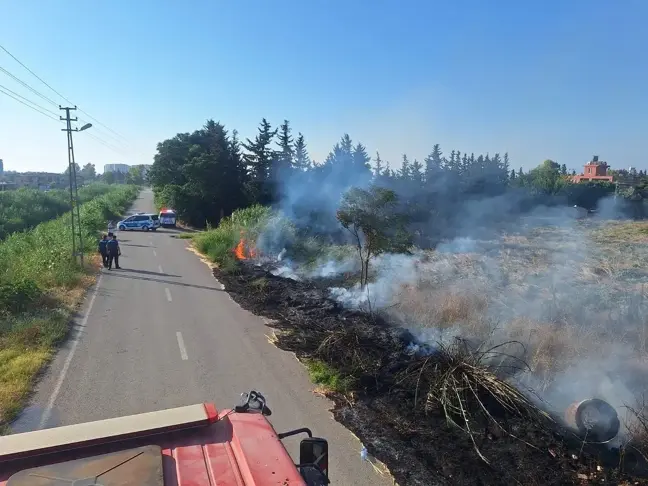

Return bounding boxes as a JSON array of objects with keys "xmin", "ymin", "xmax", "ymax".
[{"xmin": 571, "ymin": 156, "xmax": 613, "ymax": 183}]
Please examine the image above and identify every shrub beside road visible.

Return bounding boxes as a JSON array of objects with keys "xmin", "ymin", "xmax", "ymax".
[{"xmin": 0, "ymin": 182, "xmax": 116, "ymax": 241}]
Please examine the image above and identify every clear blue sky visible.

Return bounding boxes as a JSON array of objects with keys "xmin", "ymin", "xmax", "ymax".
[{"xmin": 2, "ymin": 0, "xmax": 647, "ymax": 174}]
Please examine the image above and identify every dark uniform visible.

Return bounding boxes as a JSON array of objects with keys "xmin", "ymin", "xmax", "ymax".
[
  {"xmin": 98, "ymin": 236, "xmax": 108, "ymax": 267},
  {"xmin": 106, "ymin": 237, "xmax": 121, "ymax": 270}
]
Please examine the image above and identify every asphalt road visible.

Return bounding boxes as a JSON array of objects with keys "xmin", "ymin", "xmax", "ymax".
[{"xmin": 12, "ymin": 189, "xmax": 392, "ymax": 485}]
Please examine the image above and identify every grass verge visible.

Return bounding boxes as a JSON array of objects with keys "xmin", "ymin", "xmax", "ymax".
[
  {"xmin": 0, "ymin": 184, "xmax": 140, "ymax": 431},
  {"xmin": 174, "ymin": 233, "xmax": 195, "ymax": 240}
]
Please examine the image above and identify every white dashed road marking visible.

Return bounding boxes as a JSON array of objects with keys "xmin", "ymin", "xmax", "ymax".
[
  {"xmin": 158, "ymin": 265, "xmax": 164, "ymax": 273},
  {"xmin": 165, "ymin": 287, "xmax": 172, "ymax": 302},
  {"xmin": 153, "ymin": 250, "xmax": 157, "ymax": 257},
  {"xmin": 176, "ymin": 332, "xmax": 188, "ymax": 360}
]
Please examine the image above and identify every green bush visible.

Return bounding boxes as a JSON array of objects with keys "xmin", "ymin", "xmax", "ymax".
[
  {"xmin": 0, "ymin": 185, "xmax": 140, "ymax": 288},
  {"xmin": 0, "ymin": 279, "xmax": 42, "ymax": 316},
  {"xmin": 0, "ymin": 183, "xmax": 115, "ymax": 240}
]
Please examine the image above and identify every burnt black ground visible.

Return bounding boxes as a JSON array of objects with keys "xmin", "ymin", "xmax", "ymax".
[{"xmin": 215, "ymin": 261, "xmax": 648, "ymax": 486}]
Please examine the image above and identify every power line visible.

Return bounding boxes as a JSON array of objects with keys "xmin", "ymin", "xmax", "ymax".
[
  {"xmin": 76, "ymin": 113, "xmax": 133, "ymax": 147},
  {"xmin": 1, "ymin": 45, "xmax": 150, "ymax": 163},
  {"xmin": 77, "ymin": 109, "xmax": 130, "ymax": 144},
  {"xmin": 0, "ymin": 84, "xmax": 128, "ymax": 156},
  {"xmin": 0, "ymin": 65, "xmax": 59, "ymax": 107},
  {"xmin": 0, "ymin": 82, "xmax": 60, "ymax": 117},
  {"xmin": 85, "ymin": 132, "xmax": 128, "ymax": 155},
  {"xmin": 0, "ymin": 44, "xmax": 75, "ymax": 106},
  {"xmin": 0, "ymin": 83, "xmax": 127, "ymax": 156},
  {"xmin": 0, "ymin": 61, "xmax": 127, "ymax": 146},
  {"xmin": 0, "ymin": 44, "xmax": 132, "ymax": 145},
  {"xmin": 0, "ymin": 85, "xmax": 61, "ymax": 122}
]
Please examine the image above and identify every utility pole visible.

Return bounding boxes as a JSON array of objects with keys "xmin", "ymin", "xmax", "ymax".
[{"xmin": 61, "ymin": 106, "xmax": 84, "ymax": 267}]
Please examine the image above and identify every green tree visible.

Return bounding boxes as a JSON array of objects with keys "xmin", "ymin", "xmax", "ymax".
[
  {"xmin": 229, "ymin": 129, "xmax": 249, "ymax": 189},
  {"xmin": 149, "ymin": 120, "xmax": 249, "ymax": 226},
  {"xmin": 399, "ymin": 154, "xmax": 412, "ymax": 180},
  {"xmin": 527, "ymin": 159, "xmax": 565, "ymax": 194},
  {"xmin": 324, "ymin": 134, "xmax": 354, "ymax": 170},
  {"xmin": 126, "ymin": 165, "xmax": 144, "ymax": 185},
  {"xmin": 275, "ymin": 119, "xmax": 294, "ymax": 175},
  {"xmin": 340, "ymin": 134, "xmax": 354, "ymax": 161},
  {"xmin": 185, "ymin": 120, "xmax": 247, "ymax": 225},
  {"xmin": 336, "ymin": 186, "xmax": 411, "ymax": 291},
  {"xmin": 352, "ymin": 142, "xmax": 371, "ymax": 172},
  {"xmin": 63, "ymin": 163, "xmax": 81, "ymax": 177},
  {"xmin": 410, "ymin": 159, "xmax": 424, "ymax": 184},
  {"xmin": 382, "ymin": 160, "xmax": 392, "ymax": 178},
  {"xmin": 242, "ymin": 118, "xmax": 277, "ymax": 204},
  {"xmin": 424, "ymin": 144, "xmax": 443, "ymax": 182},
  {"xmin": 293, "ymin": 132, "xmax": 311, "ymax": 171},
  {"xmin": 80, "ymin": 163, "xmax": 96, "ymax": 180},
  {"xmin": 373, "ymin": 151, "xmax": 384, "ymax": 177},
  {"xmin": 243, "ymin": 118, "xmax": 277, "ymax": 182},
  {"xmin": 148, "ymin": 132, "xmax": 193, "ymax": 192},
  {"xmin": 102, "ymin": 171, "xmax": 116, "ymax": 184}
]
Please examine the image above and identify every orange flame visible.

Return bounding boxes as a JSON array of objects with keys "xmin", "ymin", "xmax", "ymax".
[
  {"xmin": 233, "ymin": 231, "xmax": 257, "ymax": 260},
  {"xmin": 234, "ymin": 239, "xmax": 246, "ymax": 259}
]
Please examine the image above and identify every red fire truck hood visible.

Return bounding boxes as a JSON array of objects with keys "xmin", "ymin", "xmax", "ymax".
[{"xmin": 0, "ymin": 403, "xmax": 306, "ymax": 485}]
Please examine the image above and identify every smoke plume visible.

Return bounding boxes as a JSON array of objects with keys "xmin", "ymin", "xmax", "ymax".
[{"xmin": 255, "ymin": 158, "xmax": 648, "ymax": 439}]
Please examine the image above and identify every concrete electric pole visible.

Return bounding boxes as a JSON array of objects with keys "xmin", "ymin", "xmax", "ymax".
[{"xmin": 60, "ymin": 106, "xmax": 92, "ymax": 266}]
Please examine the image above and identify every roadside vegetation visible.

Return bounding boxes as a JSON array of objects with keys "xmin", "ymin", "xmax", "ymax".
[
  {"xmin": 0, "ymin": 184, "xmax": 139, "ymax": 432},
  {"xmin": 0, "ymin": 182, "xmax": 116, "ymax": 241},
  {"xmin": 148, "ymin": 117, "xmax": 648, "ymax": 232}
]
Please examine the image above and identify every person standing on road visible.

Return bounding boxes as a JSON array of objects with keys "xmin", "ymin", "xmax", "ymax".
[
  {"xmin": 98, "ymin": 234, "xmax": 109, "ymax": 268},
  {"xmin": 106, "ymin": 234, "xmax": 122, "ymax": 270}
]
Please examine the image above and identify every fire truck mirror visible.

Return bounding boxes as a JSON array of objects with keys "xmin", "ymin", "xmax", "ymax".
[{"xmin": 300, "ymin": 437, "xmax": 329, "ymax": 477}]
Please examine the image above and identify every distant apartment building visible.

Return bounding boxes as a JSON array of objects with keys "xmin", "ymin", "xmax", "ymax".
[
  {"xmin": 0, "ymin": 182, "xmax": 17, "ymax": 192},
  {"xmin": 104, "ymin": 163, "xmax": 130, "ymax": 174},
  {"xmin": 6, "ymin": 172, "xmax": 70, "ymax": 190},
  {"xmin": 571, "ymin": 156, "xmax": 614, "ymax": 183}
]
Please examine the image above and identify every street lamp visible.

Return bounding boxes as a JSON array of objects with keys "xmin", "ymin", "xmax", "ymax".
[{"xmin": 60, "ymin": 107, "xmax": 93, "ymax": 267}]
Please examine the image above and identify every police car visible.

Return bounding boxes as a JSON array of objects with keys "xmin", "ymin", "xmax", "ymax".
[
  {"xmin": 117, "ymin": 213, "xmax": 160, "ymax": 231},
  {"xmin": 159, "ymin": 208, "xmax": 177, "ymax": 228}
]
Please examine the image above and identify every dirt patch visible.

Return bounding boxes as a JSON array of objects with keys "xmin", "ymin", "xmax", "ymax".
[{"xmin": 214, "ymin": 262, "xmax": 648, "ymax": 485}]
